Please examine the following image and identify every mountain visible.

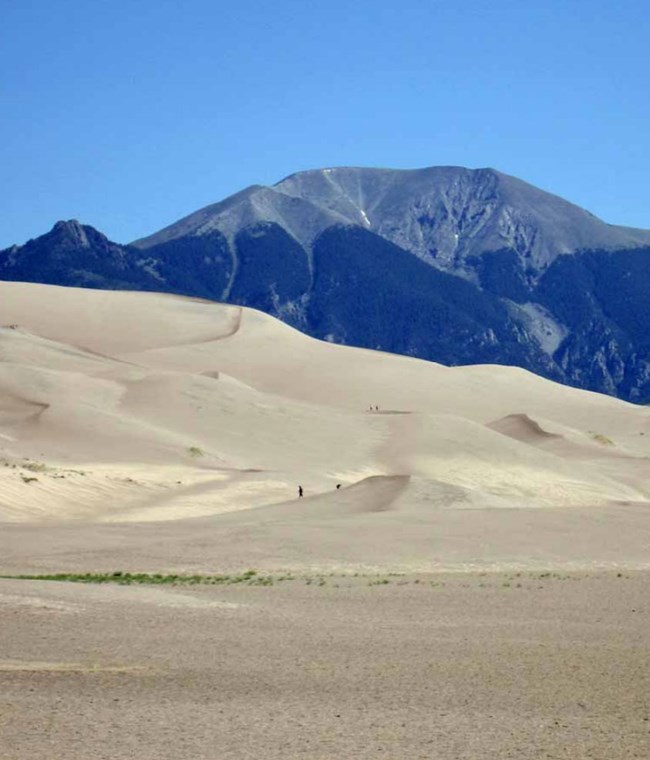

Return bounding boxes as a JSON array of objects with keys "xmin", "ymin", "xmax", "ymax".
[
  {"xmin": 134, "ymin": 167, "xmax": 650, "ymax": 275},
  {"xmin": 2, "ymin": 166, "xmax": 650, "ymax": 402}
]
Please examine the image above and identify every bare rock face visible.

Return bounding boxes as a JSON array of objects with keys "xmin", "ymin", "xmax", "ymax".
[{"xmin": 51, "ymin": 220, "xmax": 92, "ymax": 249}]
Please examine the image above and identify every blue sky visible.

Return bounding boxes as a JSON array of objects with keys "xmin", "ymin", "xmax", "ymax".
[{"xmin": 1, "ymin": 0, "xmax": 649, "ymax": 248}]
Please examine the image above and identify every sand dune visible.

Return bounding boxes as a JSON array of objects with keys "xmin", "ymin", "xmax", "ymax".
[
  {"xmin": 488, "ymin": 412, "xmax": 564, "ymax": 444},
  {"xmin": 0, "ymin": 281, "xmax": 649, "ymax": 572}
]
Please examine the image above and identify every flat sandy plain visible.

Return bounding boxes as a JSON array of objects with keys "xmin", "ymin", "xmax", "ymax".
[{"xmin": 0, "ymin": 282, "xmax": 649, "ymax": 759}]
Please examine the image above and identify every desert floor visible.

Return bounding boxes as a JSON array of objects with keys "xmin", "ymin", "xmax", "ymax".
[{"xmin": 1, "ymin": 571, "xmax": 649, "ymax": 760}]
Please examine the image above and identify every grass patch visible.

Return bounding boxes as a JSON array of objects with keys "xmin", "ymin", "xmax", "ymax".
[
  {"xmin": 2, "ymin": 570, "xmax": 522, "ymax": 590},
  {"xmin": 589, "ymin": 431, "xmax": 614, "ymax": 446},
  {"xmin": 23, "ymin": 461, "xmax": 48, "ymax": 473},
  {"xmin": 187, "ymin": 446, "xmax": 205, "ymax": 458},
  {"xmin": 0, "ymin": 569, "xmax": 275, "ymax": 587},
  {"xmin": 6, "ymin": 570, "xmax": 403, "ymax": 589}
]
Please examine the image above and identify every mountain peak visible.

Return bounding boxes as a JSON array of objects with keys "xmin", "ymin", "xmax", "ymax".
[{"xmin": 51, "ymin": 219, "xmax": 93, "ymax": 248}]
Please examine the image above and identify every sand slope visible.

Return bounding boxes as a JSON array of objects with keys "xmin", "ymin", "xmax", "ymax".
[{"xmin": 0, "ymin": 281, "xmax": 649, "ymax": 570}]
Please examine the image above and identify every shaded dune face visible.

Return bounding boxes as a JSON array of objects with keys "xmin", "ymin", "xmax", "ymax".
[
  {"xmin": 0, "ymin": 281, "xmax": 648, "ymax": 573},
  {"xmin": 488, "ymin": 413, "xmax": 562, "ymax": 443}
]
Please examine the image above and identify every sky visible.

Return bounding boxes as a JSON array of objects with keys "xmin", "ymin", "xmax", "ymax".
[{"xmin": 1, "ymin": 0, "xmax": 649, "ymax": 248}]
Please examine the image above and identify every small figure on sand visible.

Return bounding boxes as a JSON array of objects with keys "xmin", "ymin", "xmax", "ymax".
[
  {"xmin": 336, "ymin": 483, "xmax": 341, "ymax": 489},
  {"xmin": 298, "ymin": 485, "xmax": 303, "ymax": 498}
]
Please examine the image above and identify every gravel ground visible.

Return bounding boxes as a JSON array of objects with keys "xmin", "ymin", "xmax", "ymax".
[{"xmin": 1, "ymin": 572, "xmax": 649, "ymax": 760}]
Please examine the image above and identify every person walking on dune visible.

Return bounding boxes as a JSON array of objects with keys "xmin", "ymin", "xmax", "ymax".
[{"xmin": 298, "ymin": 485, "xmax": 303, "ymax": 498}]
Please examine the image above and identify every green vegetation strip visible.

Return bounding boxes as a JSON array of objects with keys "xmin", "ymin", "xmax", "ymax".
[
  {"xmin": 0, "ymin": 570, "xmax": 618, "ymax": 588},
  {"xmin": 0, "ymin": 570, "xmax": 275, "ymax": 586}
]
